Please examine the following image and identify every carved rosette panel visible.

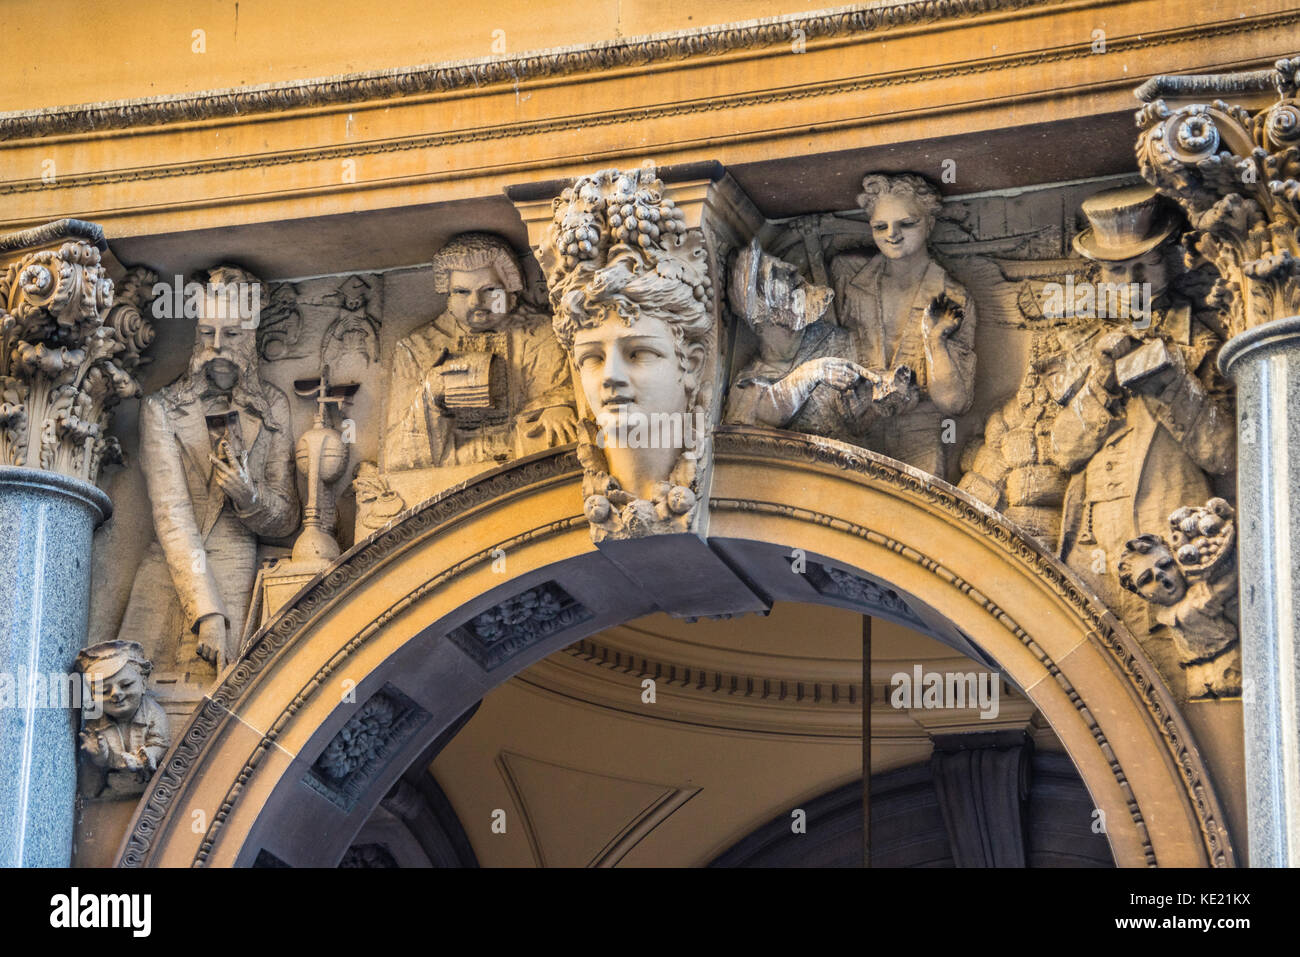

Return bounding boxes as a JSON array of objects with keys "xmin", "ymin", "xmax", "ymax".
[
  {"xmin": 306, "ymin": 685, "xmax": 429, "ymax": 812},
  {"xmin": 538, "ymin": 165, "xmax": 718, "ymax": 542},
  {"xmin": 447, "ymin": 581, "xmax": 592, "ymax": 671},
  {"xmin": 1136, "ymin": 57, "xmax": 1300, "ymax": 337},
  {"xmin": 0, "ymin": 244, "xmax": 154, "ymax": 483},
  {"xmin": 801, "ymin": 560, "xmax": 927, "ymax": 631}
]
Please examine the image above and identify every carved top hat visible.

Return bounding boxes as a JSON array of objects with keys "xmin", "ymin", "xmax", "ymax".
[{"xmin": 1071, "ymin": 184, "xmax": 1180, "ymax": 262}]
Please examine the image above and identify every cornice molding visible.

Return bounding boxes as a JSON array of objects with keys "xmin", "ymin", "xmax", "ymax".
[
  {"xmin": 2, "ymin": 10, "xmax": 1291, "ymax": 204},
  {"xmin": 0, "ymin": 0, "xmax": 1060, "ymax": 142}
]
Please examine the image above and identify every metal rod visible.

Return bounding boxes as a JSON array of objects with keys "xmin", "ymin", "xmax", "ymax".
[{"xmin": 862, "ymin": 614, "xmax": 872, "ymax": 868}]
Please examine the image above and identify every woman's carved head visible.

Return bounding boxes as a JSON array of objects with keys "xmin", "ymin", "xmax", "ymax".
[{"xmin": 856, "ymin": 173, "xmax": 943, "ymax": 260}]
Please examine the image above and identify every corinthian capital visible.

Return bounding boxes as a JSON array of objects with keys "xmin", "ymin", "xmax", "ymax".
[
  {"xmin": 1135, "ymin": 57, "xmax": 1300, "ymax": 337},
  {"xmin": 0, "ymin": 239, "xmax": 155, "ymax": 483}
]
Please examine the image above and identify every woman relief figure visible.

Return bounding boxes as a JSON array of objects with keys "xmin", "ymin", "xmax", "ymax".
[{"xmin": 831, "ymin": 173, "xmax": 977, "ymax": 479}]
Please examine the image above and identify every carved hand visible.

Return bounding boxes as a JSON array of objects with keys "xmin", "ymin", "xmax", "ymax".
[
  {"xmin": 79, "ymin": 729, "xmax": 108, "ymax": 767},
  {"xmin": 923, "ymin": 293, "xmax": 964, "ymax": 343},
  {"xmin": 196, "ymin": 613, "xmax": 227, "ymax": 666},
  {"xmin": 210, "ymin": 443, "xmax": 258, "ymax": 512},
  {"xmin": 120, "ymin": 750, "xmax": 144, "ymax": 772},
  {"xmin": 527, "ymin": 406, "xmax": 581, "ymax": 445},
  {"xmin": 797, "ymin": 357, "xmax": 869, "ymax": 392},
  {"xmin": 1090, "ymin": 330, "xmax": 1133, "ymax": 396}
]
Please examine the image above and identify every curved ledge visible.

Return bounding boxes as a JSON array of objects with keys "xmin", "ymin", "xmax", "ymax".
[
  {"xmin": 1218, "ymin": 314, "xmax": 1300, "ymax": 377},
  {"xmin": 0, "ymin": 465, "xmax": 113, "ymax": 525}
]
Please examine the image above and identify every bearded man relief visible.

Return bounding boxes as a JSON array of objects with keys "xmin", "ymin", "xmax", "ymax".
[{"xmin": 116, "ymin": 266, "xmax": 299, "ymax": 684}]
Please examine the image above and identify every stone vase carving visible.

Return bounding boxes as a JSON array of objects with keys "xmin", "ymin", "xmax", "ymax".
[{"xmin": 538, "ymin": 165, "xmax": 717, "ymax": 542}]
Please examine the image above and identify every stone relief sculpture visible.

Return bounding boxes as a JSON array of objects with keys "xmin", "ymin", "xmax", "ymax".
[
  {"xmin": 538, "ymin": 166, "xmax": 714, "ymax": 541},
  {"xmin": 830, "ymin": 173, "xmax": 977, "ymax": 478},
  {"xmin": 116, "ymin": 265, "xmax": 300, "ymax": 678},
  {"xmin": 957, "ymin": 355, "xmax": 1070, "ymax": 547},
  {"xmin": 384, "ymin": 233, "xmax": 578, "ymax": 472},
  {"xmin": 317, "ymin": 275, "xmax": 381, "ymax": 379},
  {"xmin": 1119, "ymin": 498, "xmax": 1240, "ymax": 699},
  {"xmin": 257, "ymin": 281, "xmax": 304, "ymax": 361},
  {"xmin": 1045, "ymin": 186, "xmax": 1234, "ymax": 640},
  {"xmin": 351, "ymin": 461, "xmax": 406, "ymax": 530},
  {"xmin": 0, "ymin": 243, "xmax": 154, "ymax": 482},
  {"xmin": 723, "ymin": 238, "xmax": 917, "ymax": 441},
  {"xmin": 73, "ymin": 640, "xmax": 169, "ymax": 800},
  {"xmin": 290, "ymin": 369, "xmax": 358, "ymax": 565}
]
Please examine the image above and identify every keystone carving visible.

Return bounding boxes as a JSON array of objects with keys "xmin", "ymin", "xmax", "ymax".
[
  {"xmin": 1136, "ymin": 56, "xmax": 1300, "ymax": 337},
  {"xmin": 539, "ymin": 166, "xmax": 716, "ymax": 541},
  {"xmin": 1119, "ymin": 497, "xmax": 1240, "ymax": 700},
  {"xmin": 0, "ymin": 243, "xmax": 155, "ymax": 483},
  {"xmin": 73, "ymin": 640, "xmax": 169, "ymax": 800}
]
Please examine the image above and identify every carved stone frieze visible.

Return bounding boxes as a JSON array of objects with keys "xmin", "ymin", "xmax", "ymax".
[
  {"xmin": 1136, "ymin": 56, "xmax": 1300, "ymax": 336},
  {"xmin": 351, "ymin": 461, "xmax": 406, "ymax": 530},
  {"xmin": 800, "ymin": 560, "xmax": 926, "ymax": 631},
  {"xmin": 1032, "ymin": 186, "xmax": 1236, "ymax": 664},
  {"xmin": 539, "ymin": 166, "xmax": 716, "ymax": 541},
  {"xmin": 73, "ymin": 640, "xmax": 169, "ymax": 800},
  {"xmin": 828, "ymin": 173, "xmax": 978, "ymax": 479},
  {"xmin": 0, "ymin": 242, "xmax": 154, "ymax": 483},
  {"xmin": 384, "ymin": 233, "xmax": 576, "ymax": 476},
  {"xmin": 724, "ymin": 238, "xmax": 917, "ymax": 441}
]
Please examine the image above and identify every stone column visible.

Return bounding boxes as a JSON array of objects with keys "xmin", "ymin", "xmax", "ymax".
[
  {"xmin": 1220, "ymin": 318, "xmax": 1300, "ymax": 868},
  {"xmin": 0, "ymin": 467, "xmax": 111, "ymax": 867},
  {"xmin": 0, "ymin": 225, "xmax": 155, "ymax": 865}
]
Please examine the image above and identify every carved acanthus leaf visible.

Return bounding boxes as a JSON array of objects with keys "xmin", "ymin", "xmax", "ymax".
[
  {"xmin": 0, "ymin": 243, "xmax": 154, "ymax": 482},
  {"xmin": 1136, "ymin": 57, "xmax": 1300, "ymax": 336}
]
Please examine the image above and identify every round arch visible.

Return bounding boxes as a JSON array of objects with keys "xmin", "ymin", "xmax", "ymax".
[{"xmin": 115, "ymin": 427, "xmax": 1234, "ymax": 868}]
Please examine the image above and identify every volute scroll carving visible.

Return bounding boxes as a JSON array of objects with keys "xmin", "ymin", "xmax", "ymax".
[
  {"xmin": 0, "ymin": 243, "xmax": 155, "ymax": 484},
  {"xmin": 1136, "ymin": 55, "xmax": 1300, "ymax": 337}
]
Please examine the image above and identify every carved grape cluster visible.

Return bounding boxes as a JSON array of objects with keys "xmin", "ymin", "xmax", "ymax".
[{"xmin": 1168, "ymin": 497, "xmax": 1235, "ymax": 580}]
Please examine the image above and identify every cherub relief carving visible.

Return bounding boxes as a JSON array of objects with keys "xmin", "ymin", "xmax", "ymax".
[
  {"xmin": 116, "ymin": 266, "xmax": 299, "ymax": 675},
  {"xmin": 1118, "ymin": 498, "xmax": 1240, "ymax": 699},
  {"xmin": 74, "ymin": 641, "xmax": 169, "ymax": 799},
  {"xmin": 385, "ymin": 233, "xmax": 578, "ymax": 471},
  {"xmin": 723, "ymin": 238, "xmax": 917, "ymax": 441}
]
